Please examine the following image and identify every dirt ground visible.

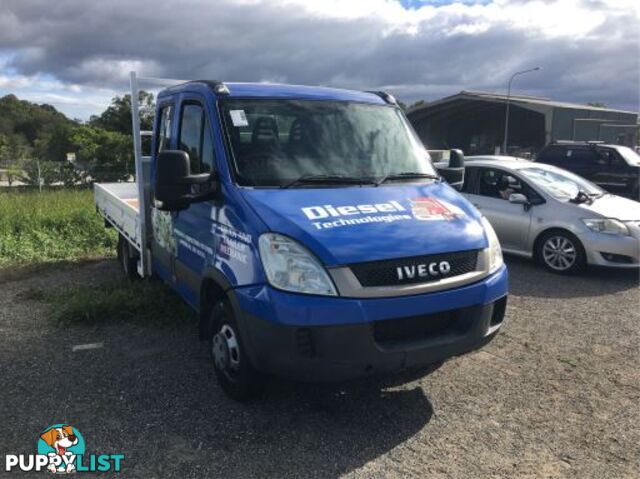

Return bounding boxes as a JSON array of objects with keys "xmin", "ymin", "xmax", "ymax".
[{"xmin": 1, "ymin": 257, "xmax": 638, "ymax": 478}]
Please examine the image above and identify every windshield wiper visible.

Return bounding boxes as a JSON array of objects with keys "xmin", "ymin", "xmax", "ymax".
[
  {"xmin": 281, "ymin": 174, "xmax": 375, "ymax": 189},
  {"xmin": 375, "ymin": 172, "xmax": 440, "ymax": 186}
]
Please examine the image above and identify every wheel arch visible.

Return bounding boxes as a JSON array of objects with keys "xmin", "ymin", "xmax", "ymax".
[{"xmin": 199, "ymin": 268, "xmax": 234, "ymax": 341}]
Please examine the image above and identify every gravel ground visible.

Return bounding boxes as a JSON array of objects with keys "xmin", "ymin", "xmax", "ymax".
[{"xmin": 0, "ymin": 257, "xmax": 638, "ymax": 478}]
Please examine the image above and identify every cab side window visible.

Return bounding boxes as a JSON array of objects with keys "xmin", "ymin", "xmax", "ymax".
[
  {"xmin": 178, "ymin": 103, "xmax": 216, "ymax": 174},
  {"xmin": 156, "ymin": 105, "xmax": 173, "ymax": 153}
]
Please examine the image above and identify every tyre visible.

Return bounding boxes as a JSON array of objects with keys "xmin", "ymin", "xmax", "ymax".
[
  {"xmin": 117, "ymin": 235, "xmax": 139, "ymax": 280},
  {"xmin": 208, "ymin": 299, "xmax": 265, "ymax": 401},
  {"xmin": 535, "ymin": 230, "xmax": 586, "ymax": 274}
]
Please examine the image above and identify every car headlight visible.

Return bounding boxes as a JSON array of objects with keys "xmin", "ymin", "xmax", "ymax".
[
  {"xmin": 481, "ymin": 216, "xmax": 504, "ymax": 273},
  {"xmin": 582, "ymin": 218, "xmax": 630, "ymax": 236},
  {"xmin": 258, "ymin": 233, "xmax": 337, "ymax": 296}
]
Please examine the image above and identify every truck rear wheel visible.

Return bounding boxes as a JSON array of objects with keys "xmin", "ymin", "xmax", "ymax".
[
  {"xmin": 117, "ymin": 235, "xmax": 139, "ymax": 280},
  {"xmin": 208, "ymin": 299, "xmax": 265, "ymax": 401}
]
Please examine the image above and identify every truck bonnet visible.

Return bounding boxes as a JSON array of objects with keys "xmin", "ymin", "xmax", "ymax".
[{"xmin": 241, "ymin": 181, "xmax": 488, "ymax": 266}]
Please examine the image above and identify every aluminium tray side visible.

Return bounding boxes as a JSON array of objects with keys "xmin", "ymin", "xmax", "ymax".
[{"xmin": 94, "ymin": 182, "xmax": 141, "ymax": 252}]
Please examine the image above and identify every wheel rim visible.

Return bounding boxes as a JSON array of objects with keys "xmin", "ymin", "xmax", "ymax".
[
  {"xmin": 211, "ymin": 324, "xmax": 240, "ymax": 377},
  {"xmin": 542, "ymin": 235, "xmax": 576, "ymax": 271}
]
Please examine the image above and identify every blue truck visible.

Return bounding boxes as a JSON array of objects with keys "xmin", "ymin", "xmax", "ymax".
[{"xmin": 94, "ymin": 73, "xmax": 508, "ymax": 400}]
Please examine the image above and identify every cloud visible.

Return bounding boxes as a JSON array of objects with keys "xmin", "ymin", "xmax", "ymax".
[{"xmin": 0, "ymin": 0, "xmax": 637, "ymax": 118}]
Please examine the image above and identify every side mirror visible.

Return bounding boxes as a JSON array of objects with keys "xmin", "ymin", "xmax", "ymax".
[
  {"xmin": 436, "ymin": 149, "xmax": 465, "ymax": 191},
  {"xmin": 508, "ymin": 193, "xmax": 529, "ymax": 205},
  {"xmin": 155, "ymin": 150, "xmax": 216, "ymax": 211}
]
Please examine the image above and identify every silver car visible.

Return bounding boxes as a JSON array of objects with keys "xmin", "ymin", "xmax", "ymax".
[{"xmin": 461, "ymin": 156, "xmax": 640, "ymax": 273}]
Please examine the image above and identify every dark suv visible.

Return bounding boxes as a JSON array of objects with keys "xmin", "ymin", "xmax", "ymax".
[{"xmin": 536, "ymin": 141, "xmax": 640, "ymax": 199}]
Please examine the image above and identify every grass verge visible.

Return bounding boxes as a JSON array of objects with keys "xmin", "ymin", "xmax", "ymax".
[
  {"xmin": 0, "ymin": 187, "xmax": 117, "ymax": 266},
  {"xmin": 40, "ymin": 279, "xmax": 194, "ymax": 326}
]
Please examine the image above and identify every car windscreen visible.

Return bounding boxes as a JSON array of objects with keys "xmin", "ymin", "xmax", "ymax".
[
  {"xmin": 615, "ymin": 146, "xmax": 640, "ymax": 166},
  {"xmin": 220, "ymin": 99, "xmax": 436, "ymax": 187},
  {"xmin": 518, "ymin": 166, "xmax": 603, "ymax": 200}
]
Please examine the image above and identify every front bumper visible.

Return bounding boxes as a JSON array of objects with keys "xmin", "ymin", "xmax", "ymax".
[
  {"xmin": 579, "ymin": 229, "xmax": 640, "ymax": 268},
  {"xmin": 232, "ymin": 265, "xmax": 508, "ymax": 382}
]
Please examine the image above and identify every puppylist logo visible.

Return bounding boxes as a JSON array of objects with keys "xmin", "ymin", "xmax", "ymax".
[{"xmin": 5, "ymin": 424, "xmax": 124, "ymax": 474}]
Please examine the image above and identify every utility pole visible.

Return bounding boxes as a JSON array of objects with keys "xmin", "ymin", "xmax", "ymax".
[{"xmin": 503, "ymin": 67, "xmax": 541, "ymax": 154}]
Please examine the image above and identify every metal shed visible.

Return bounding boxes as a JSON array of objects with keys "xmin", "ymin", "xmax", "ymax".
[{"xmin": 406, "ymin": 91, "xmax": 638, "ymax": 156}]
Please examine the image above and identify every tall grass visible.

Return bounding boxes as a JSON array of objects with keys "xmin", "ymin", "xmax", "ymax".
[{"xmin": 0, "ymin": 188, "xmax": 117, "ymax": 266}]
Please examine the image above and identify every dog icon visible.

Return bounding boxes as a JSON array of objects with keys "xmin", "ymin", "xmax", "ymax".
[{"xmin": 40, "ymin": 425, "xmax": 78, "ymax": 474}]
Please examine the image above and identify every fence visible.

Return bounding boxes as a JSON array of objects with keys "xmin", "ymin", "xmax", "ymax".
[{"xmin": 0, "ymin": 159, "xmax": 134, "ymax": 189}]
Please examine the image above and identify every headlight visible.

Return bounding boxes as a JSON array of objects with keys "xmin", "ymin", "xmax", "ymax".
[
  {"xmin": 582, "ymin": 218, "xmax": 629, "ymax": 236},
  {"xmin": 481, "ymin": 216, "xmax": 504, "ymax": 273},
  {"xmin": 258, "ymin": 233, "xmax": 337, "ymax": 296}
]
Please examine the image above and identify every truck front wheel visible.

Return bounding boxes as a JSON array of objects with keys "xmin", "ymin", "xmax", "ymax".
[{"xmin": 208, "ymin": 299, "xmax": 265, "ymax": 401}]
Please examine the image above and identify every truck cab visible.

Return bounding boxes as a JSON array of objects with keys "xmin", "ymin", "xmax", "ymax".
[{"xmin": 96, "ymin": 77, "xmax": 508, "ymax": 400}]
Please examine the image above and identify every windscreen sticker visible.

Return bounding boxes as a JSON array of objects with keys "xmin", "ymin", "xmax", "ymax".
[
  {"xmin": 229, "ymin": 109, "xmax": 249, "ymax": 127},
  {"xmin": 301, "ymin": 198, "xmax": 465, "ymax": 230}
]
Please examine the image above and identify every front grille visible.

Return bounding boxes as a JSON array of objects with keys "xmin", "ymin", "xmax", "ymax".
[
  {"xmin": 372, "ymin": 306, "xmax": 474, "ymax": 345},
  {"xmin": 350, "ymin": 250, "xmax": 479, "ymax": 287},
  {"xmin": 373, "ymin": 311, "xmax": 454, "ymax": 344}
]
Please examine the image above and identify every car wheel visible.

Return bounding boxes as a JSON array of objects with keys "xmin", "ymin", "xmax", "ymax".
[
  {"xmin": 536, "ymin": 230, "xmax": 586, "ymax": 274},
  {"xmin": 208, "ymin": 299, "xmax": 265, "ymax": 401},
  {"xmin": 117, "ymin": 235, "xmax": 139, "ymax": 280}
]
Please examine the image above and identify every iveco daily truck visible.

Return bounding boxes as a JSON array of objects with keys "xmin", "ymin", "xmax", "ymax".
[{"xmin": 95, "ymin": 73, "xmax": 508, "ymax": 400}]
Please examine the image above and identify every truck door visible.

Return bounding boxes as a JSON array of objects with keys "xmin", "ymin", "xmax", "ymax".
[
  {"xmin": 150, "ymin": 101, "xmax": 179, "ymax": 284},
  {"xmin": 172, "ymin": 94, "xmax": 220, "ymax": 306}
]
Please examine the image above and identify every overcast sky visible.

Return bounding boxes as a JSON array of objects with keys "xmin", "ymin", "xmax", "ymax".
[{"xmin": 0, "ymin": 0, "xmax": 637, "ymax": 119}]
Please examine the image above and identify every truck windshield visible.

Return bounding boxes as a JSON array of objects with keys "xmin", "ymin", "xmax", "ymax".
[{"xmin": 221, "ymin": 99, "xmax": 436, "ymax": 187}]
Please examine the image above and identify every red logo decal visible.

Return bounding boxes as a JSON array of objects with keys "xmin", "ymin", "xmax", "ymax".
[{"xmin": 410, "ymin": 197, "xmax": 458, "ymax": 221}]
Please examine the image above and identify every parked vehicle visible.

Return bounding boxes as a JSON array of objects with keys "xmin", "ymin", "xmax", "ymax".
[
  {"xmin": 94, "ymin": 74, "xmax": 508, "ymax": 400},
  {"xmin": 536, "ymin": 141, "xmax": 640, "ymax": 199},
  {"xmin": 462, "ymin": 156, "xmax": 640, "ymax": 273}
]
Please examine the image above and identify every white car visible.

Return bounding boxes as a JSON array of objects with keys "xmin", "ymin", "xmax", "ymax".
[{"xmin": 460, "ymin": 156, "xmax": 640, "ymax": 273}]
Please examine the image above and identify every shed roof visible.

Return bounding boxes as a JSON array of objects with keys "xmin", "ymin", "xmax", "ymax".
[{"xmin": 407, "ymin": 90, "xmax": 638, "ymax": 116}]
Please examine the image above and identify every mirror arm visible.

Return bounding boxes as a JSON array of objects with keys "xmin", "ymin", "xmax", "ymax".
[
  {"xmin": 188, "ymin": 188, "xmax": 220, "ymax": 203},
  {"xmin": 177, "ymin": 173, "xmax": 212, "ymax": 185}
]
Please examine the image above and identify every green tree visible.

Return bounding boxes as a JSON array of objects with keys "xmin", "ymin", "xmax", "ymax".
[
  {"xmin": 587, "ymin": 102, "xmax": 607, "ymax": 108},
  {"xmin": 35, "ymin": 123, "xmax": 75, "ymax": 163},
  {"xmin": 89, "ymin": 91, "xmax": 155, "ymax": 135},
  {"xmin": 21, "ymin": 159, "xmax": 60, "ymax": 186},
  {"xmin": 408, "ymin": 99, "xmax": 427, "ymax": 110},
  {"xmin": 70, "ymin": 125, "xmax": 133, "ymax": 182},
  {"xmin": 5, "ymin": 164, "xmax": 22, "ymax": 186}
]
